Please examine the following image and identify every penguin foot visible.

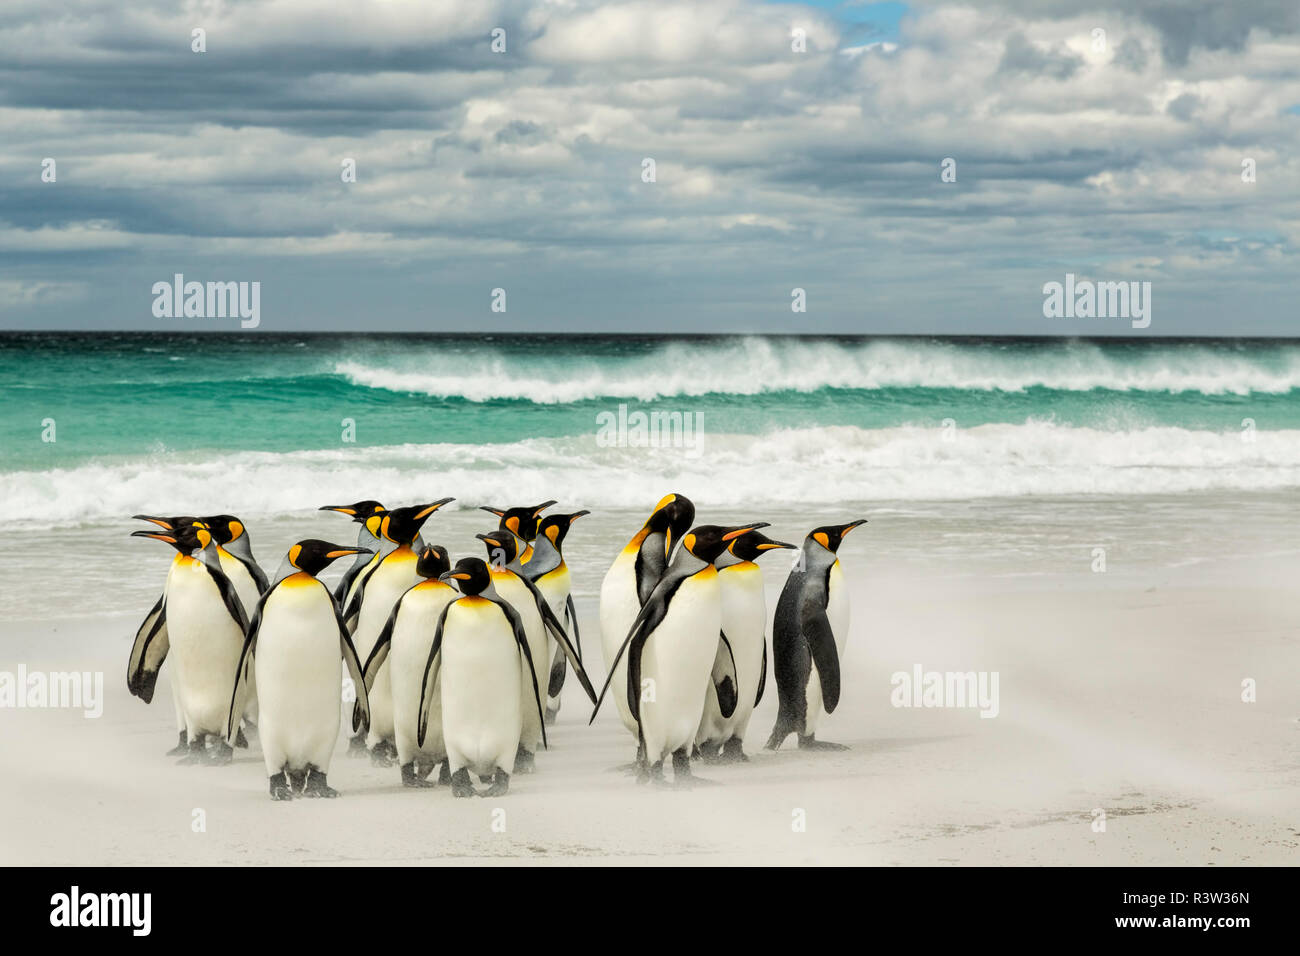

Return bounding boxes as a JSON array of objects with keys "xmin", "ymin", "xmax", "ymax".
[
  {"xmin": 513, "ymin": 746, "xmax": 536, "ymax": 775},
  {"xmin": 450, "ymin": 768, "xmax": 476, "ymax": 798},
  {"xmin": 269, "ymin": 772, "xmax": 293, "ymax": 801},
  {"xmin": 697, "ymin": 742, "xmax": 724, "ymax": 763},
  {"xmin": 797, "ymin": 734, "xmax": 848, "ymax": 751},
  {"xmin": 482, "ymin": 769, "xmax": 510, "ymax": 797},
  {"xmin": 544, "ymin": 707, "xmax": 559, "ymax": 726},
  {"xmin": 437, "ymin": 760, "xmax": 452, "ymax": 786},
  {"xmin": 401, "ymin": 762, "xmax": 435, "ymax": 788},
  {"xmin": 205, "ymin": 739, "xmax": 234, "ymax": 766},
  {"xmin": 414, "ymin": 756, "xmax": 437, "ymax": 780},
  {"xmin": 640, "ymin": 759, "xmax": 666, "ymax": 787},
  {"xmin": 304, "ymin": 771, "xmax": 339, "ymax": 799},
  {"xmin": 763, "ymin": 728, "xmax": 790, "ymax": 751},
  {"xmin": 234, "ymin": 727, "xmax": 249, "ymax": 749},
  {"xmin": 165, "ymin": 730, "xmax": 189, "ymax": 757},
  {"xmin": 177, "ymin": 736, "xmax": 206, "ymax": 765},
  {"xmin": 369, "ymin": 744, "xmax": 395, "ymax": 768},
  {"xmin": 719, "ymin": 737, "xmax": 749, "ymax": 763},
  {"xmin": 288, "ymin": 769, "xmax": 308, "ymax": 793},
  {"xmin": 670, "ymin": 748, "xmax": 714, "ymax": 788},
  {"xmin": 347, "ymin": 734, "xmax": 368, "ymax": 758}
]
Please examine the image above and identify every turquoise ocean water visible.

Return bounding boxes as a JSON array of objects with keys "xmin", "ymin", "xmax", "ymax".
[{"xmin": 2, "ymin": 332, "xmax": 1300, "ymax": 525}]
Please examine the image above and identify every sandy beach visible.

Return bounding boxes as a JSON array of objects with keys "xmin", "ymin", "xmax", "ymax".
[{"xmin": 2, "ymin": 498, "xmax": 1295, "ymax": 866}]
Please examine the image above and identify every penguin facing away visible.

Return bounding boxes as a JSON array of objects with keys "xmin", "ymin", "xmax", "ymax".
[
  {"xmin": 696, "ymin": 529, "xmax": 796, "ymax": 763},
  {"xmin": 520, "ymin": 510, "xmax": 590, "ymax": 722},
  {"xmin": 597, "ymin": 494, "xmax": 695, "ymax": 747},
  {"xmin": 360, "ymin": 545, "xmax": 457, "ymax": 788},
  {"xmin": 227, "ymin": 539, "xmax": 373, "ymax": 800},
  {"xmin": 131, "ymin": 521, "xmax": 250, "ymax": 765},
  {"xmin": 127, "ymin": 514, "xmax": 198, "ymax": 756},
  {"xmin": 479, "ymin": 500, "xmax": 555, "ymax": 564},
  {"xmin": 346, "ymin": 500, "xmax": 454, "ymax": 765},
  {"xmin": 765, "ymin": 519, "xmax": 867, "ymax": 752},
  {"xmin": 417, "ymin": 558, "xmax": 548, "ymax": 797},
  {"xmin": 593, "ymin": 523, "xmax": 766, "ymax": 786},
  {"xmin": 200, "ymin": 514, "xmax": 265, "ymax": 735}
]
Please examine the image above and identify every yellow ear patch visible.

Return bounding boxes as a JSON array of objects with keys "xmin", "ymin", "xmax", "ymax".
[
  {"xmin": 288, "ymin": 544, "xmax": 303, "ymax": 568},
  {"xmin": 682, "ymin": 532, "xmax": 697, "ymax": 554},
  {"xmin": 505, "ymin": 516, "xmax": 520, "ymax": 533},
  {"xmin": 813, "ymin": 531, "xmax": 830, "ymax": 549},
  {"xmin": 546, "ymin": 525, "xmax": 559, "ymax": 542},
  {"xmin": 230, "ymin": 520, "xmax": 244, "ymax": 539}
]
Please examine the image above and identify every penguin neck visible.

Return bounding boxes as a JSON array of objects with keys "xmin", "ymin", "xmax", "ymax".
[
  {"xmin": 527, "ymin": 534, "xmax": 562, "ymax": 576},
  {"xmin": 268, "ymin": 557, "xmax": 305, "ymax": 590},
  {"xmin": 714, "ymin": 550, "xmax": 746, "ymax": 570},
  {"xmin": 801, "ymin": 543, "xmax": 837, "ymax": 574},
  {"xmin": 226, "ymin": 534, "xmax": 257, "ymax": 567}
]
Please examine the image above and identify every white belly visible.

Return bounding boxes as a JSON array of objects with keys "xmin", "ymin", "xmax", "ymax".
[
  {"xmin": 492, "ymin": 572, "xmax": 548, "ymax": 752},
  {"xmin": 254, "ymin": 581, "xmax": 343, "ymax": 774},
  {"xmin": 697, "ymin": 562, "xmax": 766, "ymax": 747},
  {"xmin": 354, "ymin": 550, "xmax": 420, "ymax": 744},
  {"xmin": 639, "ymin": 570, "xmax": 721, "ymax": 763},
  {"xmin": 165, "ymin": 559, "xmax": 246, "ymax": 740},
  {"xmin": 599, "ymin": 550, "xmax": 642, "ymax": 737},
  {"xmin": 388, "ymin": 583, "xmax": 456, "ymax": 766},
  {"xmin": 439, "ymin": 600, "xmax": 523, "ymax": 777}
]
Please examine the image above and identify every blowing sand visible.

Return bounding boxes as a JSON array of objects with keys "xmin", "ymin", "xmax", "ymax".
[{"xmin": 2, "ymin": 532, "xmax": 1296, "ymax": 866}]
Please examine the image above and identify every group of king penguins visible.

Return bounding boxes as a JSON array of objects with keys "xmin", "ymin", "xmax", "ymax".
[{"xmin": 126, "ymin": 494, "xmax": 865, "ymax": 800}]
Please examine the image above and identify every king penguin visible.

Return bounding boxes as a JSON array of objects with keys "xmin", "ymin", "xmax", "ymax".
[
  {"xmin": 228, "ymin": 540, "xmax": 372, "ymax": 800},
  {"xmin": 360, "ymin": 544, "xmax": 458, "ymax": 788},
  {"xmin": 319, "ymin": 500, "xmax": 387, "ymax": 608},
  {"xmin": 695, "ymin": 529, "xmax": 795, "ymax": 762},
  {"xmin": 479, "ymin": 500, "xmax": 555, "ymax": 564},
  {"xmin": 417, "ymin": 558, "xmax": 547, "ymax": 797},
  {"xmin": 593, "ymin": 523, "xmax": 766, "ymax": 785},
  {"xmin": 519, "ymin": 510, "xmax": 589, "ymax": 723},
  {"xmin": 765, "ymin": 519, "xmax": 867, "ymax": 752},
  {"xmin": 132, "ymin": 521, "xmax": 250, "ymax": 765},
  {"xmin": 128, "ymin": 514, "xmax": 198, "ymax": 756},
  {"xmin": 200, "ymin": 513, "xmax": 266, "ymax": 737},
  {"xmin": 476, "ymin": 530, "xmax": 594, "ymax": 772},
  {"xmin": 347, "ymin": 500, "xmax": 454, "ymax": 764},
  {"xmin": 598, "ymin": 494, "xmax": 694, "ymax": 753}
]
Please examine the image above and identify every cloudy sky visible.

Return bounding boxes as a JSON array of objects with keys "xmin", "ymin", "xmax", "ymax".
[{"xmin": 1, "ymin": 0, "xmax": 1297, "ymax": 334}]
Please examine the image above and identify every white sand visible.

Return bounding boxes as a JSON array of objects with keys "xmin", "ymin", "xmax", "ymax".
[{"xmin": 2, "ymin": 537, "xmax": 1296, "ymax": 866}]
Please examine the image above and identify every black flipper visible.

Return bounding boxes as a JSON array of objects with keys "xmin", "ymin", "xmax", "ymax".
[
  {"xmin": 238, "ymin": 554, "xmax": 269, "ymax": 594},
  {"xmin": 491, "ymin": 597, "xmax": 548, "ymax": 751},
  {"xmin": 337, "ymin": 599, "xmax": 371, "ymax": 734},
  {"xmin": 204, "ymin": 562, "xmax": 250, "ymax": 633},
  {"xmin": 711, "ymin": 631, "xmax": 739, "ymax": 720},
  {"xmin": 227, "ymin": 587, "xmax": 275, "ymax": 740},
  {"xmin": 515, "ymin": 573, "xmax": 596, "ymax": 705},
  {"xmin": 416, "ymin": 604, "xmax": 453, "ymax": 748},
  {"xmin": 754, "ymin": 639, "xmax": 768, "ymax": 708},
  {"xmin": 547, "ymin": 650, "xmax": 567, "ymax": 699},
  {"xmin": 361, "ymin": 597, "xmax": 403, "ymax": 691},
  {"xmin": 803, "ymin": 606, "xmax": 841, "ymax": 713},
  {"xmin": 565, "ymin": 593, "xmax": 583, "ymax": 660},
  {"xmin": 127, "ymin": 594, "xmax": 169, "ymax": 703}
]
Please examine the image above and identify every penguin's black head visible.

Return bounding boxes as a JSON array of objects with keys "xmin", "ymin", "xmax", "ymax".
[
  {"xmin": 132, "ymin": 514, "xmax": 198, "ymax": 532},
  {"xmin": 537, "ymin": 510, "xmax": 589, "ymax": 550},
  {"xmin": 440, "ymin": 557, "xmax": 491, "ymax": 596},
  {"xmin": 285, "ymin": 539, "xmax": 372, "ymax": 577},
  {"xmin": 416, "ymin": 544, "xmax": 451, "ymax": 580},
  {"xmin": 480, "ymin": 501, "xmax": 556, "ymax": 542},
  {"xmin": 727, "ymin": 529, "xmax": 796, "ymax": 563},
  {"xmin": 382, "ymin": 499, "xmax": 455, "ymax": 544},
  {"xmin": 199, "ymin": 514, "xmax": 248, "ymax": 546},
  {"xmin": 682, "ymin": 522, "xmax": 769, "ymax": 564},
  {"xmin": 476, "ymin": 530, "xmax": 518, "ymax": 567},
  {"xmin": 319, "ymin": 500, "xmax": 386, "ymax": 523},
  {"xmin": 132, "ymin": 522, "xmax": 211, "ymax": 555},
  {"xmin": 644, "ymin": 493, "xmax": 695, "ymax": 555},
  {"xmin": 809, "ymin": 519, "xmax": 868, "ymax": 554}
]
